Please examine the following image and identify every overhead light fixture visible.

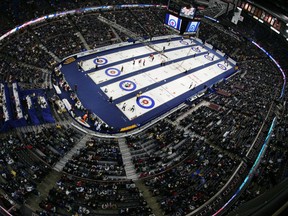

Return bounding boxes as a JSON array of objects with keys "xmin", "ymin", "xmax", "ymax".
[{"xmin": 271, "ymin": 26, "xmax": 280, "ymax": 34}]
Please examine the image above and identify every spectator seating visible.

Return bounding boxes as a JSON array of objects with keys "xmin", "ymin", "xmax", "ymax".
[
  {"xmin": 0, "ymin": 4, "xmax": 287, "ymax": 216},
  {"xmin": 40, "ymin": 175, "xmax": 153, "ymax": 216},
  {"xmin": 21, "ymin": 125, "xmax": 83, "ymax": 166},
  {"xmin": 63, "ymin": 138, "xmax": 126, "ymax": 180}
]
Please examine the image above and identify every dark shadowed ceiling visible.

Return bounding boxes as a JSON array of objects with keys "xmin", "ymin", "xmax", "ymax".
[{"xmin": 252, "ymin": 0, "xmax": 288, "ymax": 16}]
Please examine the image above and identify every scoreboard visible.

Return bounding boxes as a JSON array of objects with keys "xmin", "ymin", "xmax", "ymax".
[
  {"xmin": 185, "ymin": 21, "xmax": 201, "ymax": 33},
  {"xmin": 166, "ymin": 0, "xmax": 201, "ymax": 34},
  {"xmin": 165, "ymin": 13, "xmax": 182, "ymax": 32}
]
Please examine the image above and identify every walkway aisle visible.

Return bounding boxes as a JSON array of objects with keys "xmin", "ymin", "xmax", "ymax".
[
  {"xmin": 76, "ymin": 31, "xmax": 91, "ymax": 50},
  {"xmin": 135, "ymin": 180, "xmax": 165, "ymax": 216},
  {"xmin": 118, "ymin": 137, "xmax": 138, "ymax": 180},
  {"xmin": 168, "ymin": 100, "xmax": 242, "ymax": 161},
  {"xmin": 38, "ymin": 44, "xmax": 61, "ymax": 63},
  {"xmin": 25, "ymin": 169, "xmax": 62, "ymax": 212},
  {"xmin": 175, "ymin": 100, "xmax": 210, "ymax": 122},
  {"xmin": 53, "ymin": 133, "xmax": 89, "ymax": 172}
]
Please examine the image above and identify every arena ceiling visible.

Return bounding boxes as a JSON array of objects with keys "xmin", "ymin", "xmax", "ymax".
[{"xmin": 251, "ymin": 0, "xmax": 288, "ymax": 16}]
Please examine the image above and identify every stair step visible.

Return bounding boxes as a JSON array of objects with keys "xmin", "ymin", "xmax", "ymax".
[
  {"xmin": 126, "ymin": 171, "xmax": 137, "ymax": 176},
  {"xmin": 124, "ymin": 161, "xmax": 133, "ymax": 166},
  {"xmin": 118, "ymin": 138, "xmax": 138, "ymax": 180},
  {"xmin": 127, "ymin": 176, "xmax": 137, "ymax": 180},
  {"xmin": 52, "ymin": 134, "xmax": 89, "ymax": 170},
  {"xmin": 125, "ymin": 167, "xmax": 136, "ymax": 172},
  {"xmin": 123, "ymin": 156, "xmax": 132, "ymax": 161}
]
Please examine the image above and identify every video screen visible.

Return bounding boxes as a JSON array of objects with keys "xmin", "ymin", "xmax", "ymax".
[
  {"xmin": 180, "ymin": 5, "xmax": 196, "ymax": 19},
  {"xmin": 165, "ymin": 13, "xmax": 182, "ymax": 31},
  {"xmin": 185, "ymin": 21, "xmax": 200, "ymax": 33}
]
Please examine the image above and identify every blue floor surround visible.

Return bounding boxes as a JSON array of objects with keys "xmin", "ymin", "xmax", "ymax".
[
  {"xmin": 0, "ymin": 84, "xmax": 54, "ymax": 132},
  {"xmin": 58, "ymin": 37, "xmax": 236, "ymax": 133}
]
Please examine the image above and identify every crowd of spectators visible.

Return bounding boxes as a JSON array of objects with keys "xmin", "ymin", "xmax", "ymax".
[
  {"xmin": 32, "ymin": 17, "xmax": 85, "ymax": 59},
  {"xmin": 72, "ymin": 12, "xmax": 115, "ymax": 49},
  {"xmin": 0, "ymin": 0, "xmax": 168, "ymax": 37},
  {"xmin": 127, "ymin": 120, "xmax": 190, "ymax": 178},
  {"xmin": 0, "ymin": 57, "xmax": 49, "ymax": 128},
  {"xmin": 199, "ymin": 21, "xmax": 259, "ymax": 62},
  {"xmin": 126, "ymin": 54, "xmax": 283, "ymax": 213},
  {"xmin": 188, "ymin": 18, "xmax": 283, "ymax": 158},
  {"xmin": 0, "ymin": 1, "xmax": 48, "ymax": 36},
  {"xmin": 0, "ymin": 30, "xmax": 53, "ymax": 69},
  {"xmin": 63, "ymin": 138, "xmax": 126, "ymax": 180},
  {"xmin": 0, "ymin": 5, "xmax": 170, "ymax": 79},
  {"xmin": 20, "ymin": 125, "xmax": 83, "ymax": 166},
  {"xmin": 220, "ymin": 12, "xmax": 288, "ymax": 72},
  {"xmin": 227, "ymin": 92, "xmax": 288, "ymax": 212},
  {"xmin": 144, "ymin": 140, "xmax": 239, "ymax": 215},
  {"xmin": 128, "ymin": 8, "xmax": 169, "ymax": 38},
  {"xmin": 0, "ymin": 58, "xmax": 46, "ymax": 87},
  {"xmin": 101, "ymin": 9, "xmax": 148, "ymax": 40},
  {"xmin": 39, "ymin": 174, "xmax": 153, "ymax": 216},
  {"xmin": 129, "ymin": 13, "xmax": 285, "ymax": 214},
  {"xmin": 97, "ymin": 7, "xmax": 169, "ymax": 42},
  {"xmin": 0, "ymin": 134, "xmax": 51, "ymax": 204},
  {"xmin": 0, "ymin": 3, "xmax": 287, "ymax": 216}
]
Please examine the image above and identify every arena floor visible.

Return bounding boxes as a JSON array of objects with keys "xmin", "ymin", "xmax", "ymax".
[{"xmin": 59, "ymin": 36, "xmax": 236, "ymax": 131}]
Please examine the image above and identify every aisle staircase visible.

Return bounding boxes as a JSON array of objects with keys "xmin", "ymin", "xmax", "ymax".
[
  {"xmin": 38, "ymin": 44, "xmax": 61, "ymax": 63},
  {"xmin": 24, "ymin": 170, "xmax": 62, "ymax": 212},
  {"xmin": 75, "ymin": 31, "xmax": 91, "ymax": 50},
  {"xmin": 97, "ymin": 15, "xmax": 168, "ymax": 58},
  {"xmin": 53, "ymin": 133, "xmax": 90, "ymax": 172},
  {"xmin": 135, "ymin": 180, "xmax": 165, "ymax": 216},
  {"xmin": 118, "ymin": 138, "xmax": 138, "ymax": 180}
]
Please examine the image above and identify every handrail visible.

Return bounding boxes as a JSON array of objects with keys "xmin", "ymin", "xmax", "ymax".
[
  {"xmin": 187, "ymin": 99, "xmax": 275, "ymax": 216},
  {"xmin": 212, "ymin": 117, "xmax": 277, "ymax": 216},
  {"xmin": 0, "ymin": 4, "xmax": 166, "ymax": 42},
  {"xmin": 210, "ymin": 39, "xmax": 286, "ymax": 215},
  {"xmin": 0, "ymin": 4, "xmax": 286, "ymax": 216}
]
